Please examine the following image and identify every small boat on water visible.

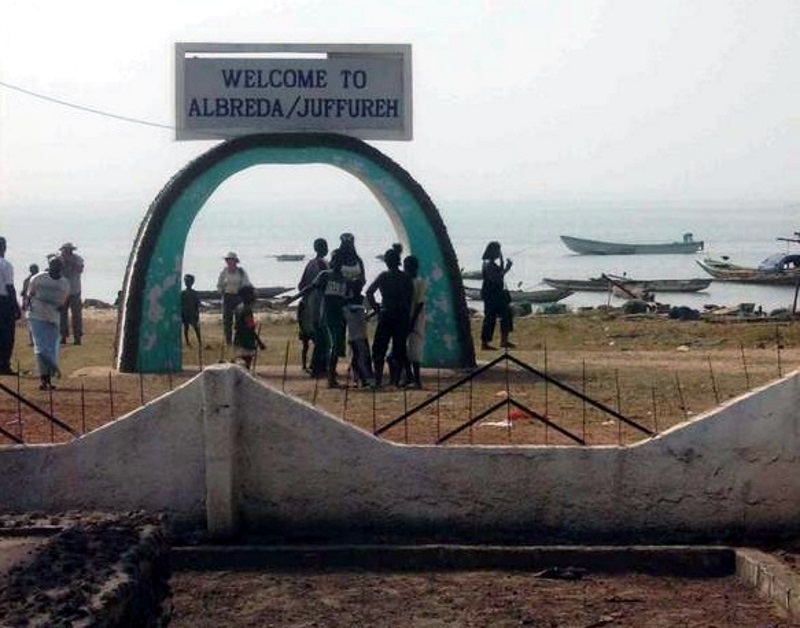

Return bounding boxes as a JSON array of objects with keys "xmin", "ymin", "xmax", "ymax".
[
  {"xmin": 543, "ymin": 275, "xmax": 712, "ymax": 293},
  {"xmin": 696, "ymin": 254, "xmax": 800, "ymax": 285},
  {"xmin": 271, "ymin": 254, "xmax": 306, "ymax": 262},
  {"xmin": 560, "ymin": 233, "xmax": 703, "ymax": 255},
  {"xmin": 463, "ymin": 286, "xmax": 573, "ymax": 304},
  {"xmin": 461, "ymin": 269, "xmax": 482, "ymax": 280}
]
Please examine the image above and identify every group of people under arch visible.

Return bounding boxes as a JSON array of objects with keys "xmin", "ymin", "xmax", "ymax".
[
  {"xmin": 293, "ymin": 234, "xmax": 426, "ymax": 389},
  {"xmin": 183, "ymin": 235, "xmax": 516, "ymax": 387}
]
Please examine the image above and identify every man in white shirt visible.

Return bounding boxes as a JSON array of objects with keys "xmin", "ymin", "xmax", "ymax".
[
  {"xmin": 0, "ymin": 237, "xmax": 21, "ymax": 375},
  {"xmin": 217, "ymin": 252, "xmax": 251, "ymax": 346}
]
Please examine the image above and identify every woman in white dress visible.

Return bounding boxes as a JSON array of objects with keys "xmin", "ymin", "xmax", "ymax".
[{"xmin": 28, "ymin": 257, "xmax": 70, "ymax": 390}]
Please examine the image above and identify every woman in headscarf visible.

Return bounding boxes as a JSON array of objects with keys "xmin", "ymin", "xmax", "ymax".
[{"xmin": 27, "ymin": 256, "xmax": 70, "ymax": 390}]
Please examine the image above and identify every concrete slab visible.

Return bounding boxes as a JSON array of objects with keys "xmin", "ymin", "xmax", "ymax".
[{"xmin": 736, "ymin": 548, "xmax": 800, "ymax": 620}]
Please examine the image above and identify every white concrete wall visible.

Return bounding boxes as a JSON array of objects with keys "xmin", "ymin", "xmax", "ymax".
[
  {"xmin": 0, "ymin": 377, "xmax": 207, "ymax": 529},
  {"xmin": 2, "ymin": 364, "xmax": 800, "ymax": 542}
]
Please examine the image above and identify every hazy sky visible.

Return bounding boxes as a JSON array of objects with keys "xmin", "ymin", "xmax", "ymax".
[{"xmin": 1, "ymin": 0, "xmax": 798, "ymax": 213}]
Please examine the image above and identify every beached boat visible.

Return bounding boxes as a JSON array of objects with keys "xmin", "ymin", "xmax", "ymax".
[
  {"xmin": 696, "ymin": 254, "xmax": 800, "ymax": 285},
  {"xmin": 543, "ymin": 275, "xmax": 712, "ymax": 293},
  {"xmin": 560, "ymin": 233, "xmax": 703, "ymax": 255},
  {"xmin": 463, "ymin": 286, "xmax": 573, "ymax": 304},
  {"xmin": 460, "ymin": 269, "xmax": 483, "ymax": 280}
]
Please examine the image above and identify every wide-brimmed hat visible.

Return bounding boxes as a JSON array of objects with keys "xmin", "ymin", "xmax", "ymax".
[
  {"xmin": 224, "ymin": 251, "xmax": 239, "ymax": 262},
  {"xmin": 60, "ymin": 242, "xmax": 77, "ymax": 251}
]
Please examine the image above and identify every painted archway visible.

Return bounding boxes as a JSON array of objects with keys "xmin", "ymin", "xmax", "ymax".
[{"xmin": 117, "ymin": 133, "xmax": 475, "ymax": 373}]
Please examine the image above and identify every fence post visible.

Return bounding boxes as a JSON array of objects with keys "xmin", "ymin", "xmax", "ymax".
[
  {"xmin": 581, "ymin": 360, "xmax": 587, "ymax": 443},
  {"xmin": 675, "ymin": 373, "xmax": 688, "ymax": 418},
  {"xmin": 81, "ymin": 383, "xmax": 87, "ymax": 434},
  {"xmin": 707, "ymin": 355, "xmax": 720, "ymax": 404},
  {"xmin": 282, "ymin": 340, "xmax": 290, "ymax": 392},
  {"xmin": 106, "ymin": 373, "xmax": 114, "ymax": 420},
  {"xmin": 739, "ymin": 342, "xmax": 750, "ymax": 389}
]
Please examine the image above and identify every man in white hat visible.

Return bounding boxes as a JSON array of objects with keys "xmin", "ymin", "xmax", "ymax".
[
  {"xmin": 57, "ymin": 242, "xmax": 84, "ymax": 345},
  {"xmin": 216, "ymin": 252, "xmax": 251, "ymax": 346}
]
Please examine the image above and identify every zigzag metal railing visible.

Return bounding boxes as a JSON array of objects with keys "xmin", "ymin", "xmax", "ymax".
[
  {"xmin": 0, "ymin": 380, "xmax": 80, "ymax": 444},
  {"xmin": 374, "ymin": 352, "xmax": 655, "ymax": 444},
  {"xmin": 436, "ymin": 397, "xmax": 587, "ymax": 445}
]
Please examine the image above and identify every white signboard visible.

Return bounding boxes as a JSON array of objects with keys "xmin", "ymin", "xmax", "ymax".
[{"xmin": 175, "ymin": 43, "xmax": 412, "ymax": 141}]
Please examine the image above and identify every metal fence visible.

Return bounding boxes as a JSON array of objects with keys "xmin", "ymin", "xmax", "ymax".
[{"xmin": 0, "ymin": 331, "xmax": 789, "ymax": 447}]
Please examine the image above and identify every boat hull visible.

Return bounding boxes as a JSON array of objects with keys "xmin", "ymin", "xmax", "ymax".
[
  {"xmin": 543, "ymin": 277, "xmax": 711, "ymax": 293},
  {"xmin": 274, "ymin": 254, "xmax": 305, "ymax": 262},
  {"xmin": 464, "ymin": 287, "xmax": 573, "ymax": 304},
  {"xmin": 560, "ymin": 235, "xmax": 703, "ymax": 255},
  {"xmin": 696, "ymin": 260, "xmax": 800, "ymax": 285}
]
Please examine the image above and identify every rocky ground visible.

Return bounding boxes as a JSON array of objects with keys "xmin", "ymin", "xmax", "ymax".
[{"xmin": 0, "ymin": 512, "xmax": 168, "ymax": 627}]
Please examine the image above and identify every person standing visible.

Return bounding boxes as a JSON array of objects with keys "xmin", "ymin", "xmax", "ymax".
[
  {"xmin": 217, "ymin": 252, "xmax": 251, "ymax": 346},
  {"xmin": 366, "ymin": 247, "xmax": 413, "ymax": 387},
  {"xmin": 317, "ymin": 233, "xmax": 366, "ymax": 388},
  {"xmin": 0, "ymin": 237, "xmax": 21, "ymax": 375},
  {"xmin": 297, "ymin": 238, "xmax": 328, "ymax": 372},
  {"xmin": 342, "ymin": 295, "xmax": 375, "ymax": 387},
  {"xmin": 232, "ymin": 284, "xmax": 265, "ymax": 371},
  {"xmin": 480, "ymin": 241, "xmax": 515, "ymax": 350},
  {"xmin": 57, "ymin": 242, "xmax": 84, "ymax": 346},
  {"xmin": 403, "ymin": 255, "xmax": 427, "ymax": 389},
  {"xmin": 21, "ymin": 263, "xmax": 39, "ymax": 347},
  {"xmin": 21, "ymin": 263, "xmax": 39, "ymax": 310},
  {"xmin": 181, "ymin": 274, "xmax": 202, "ymax": 347},
  {"xmin": 28, "ymin": 257, "xmax": 70, "ymax": 390}
]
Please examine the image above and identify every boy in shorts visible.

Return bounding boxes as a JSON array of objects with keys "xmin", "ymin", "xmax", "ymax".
[
  {"xmin": 181, "ymin": 274, "xmax": 201, "ymax": 347},
  {"xmin": 343, "ymin": 296, "xmax": 375, "ymax": 388}
]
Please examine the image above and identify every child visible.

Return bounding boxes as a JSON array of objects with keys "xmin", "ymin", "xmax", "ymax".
[
  {"xmin": 181, "ymin": 274, "xmax": 201, "ymax": 347},
  {"xmin": 343, "ymin": 296, "xmax": 375, "ymax": 388},
  {"xmin": 233, "ymin": 284, "xmax": 265, "ymax": 370}
]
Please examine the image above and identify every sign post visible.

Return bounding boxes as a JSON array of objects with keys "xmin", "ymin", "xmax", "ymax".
[{"xmin": 175, "ymin": 43, "xmax": 412, "ymax": 141}]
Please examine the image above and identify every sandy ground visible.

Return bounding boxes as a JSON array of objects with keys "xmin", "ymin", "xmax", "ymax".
[{"xmin": 169, "ymin": 569, "xmax": 796, "ymax": 627}]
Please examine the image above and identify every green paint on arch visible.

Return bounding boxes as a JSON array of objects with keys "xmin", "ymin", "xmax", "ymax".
[{"xmin": 117, "ymin": 133, "xmax": 474, "ymax": 373}]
